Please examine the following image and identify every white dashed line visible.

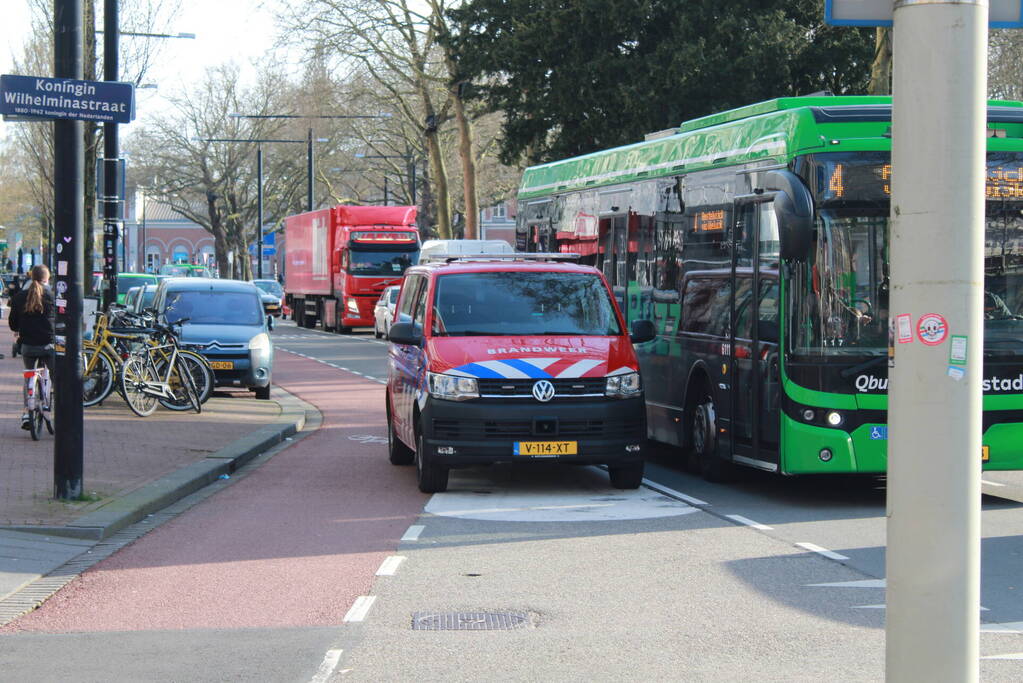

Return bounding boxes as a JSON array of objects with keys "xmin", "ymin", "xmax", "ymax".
[
  {"xmin": 982, "ymin": 479, "xmax": 1006, "ymax": 487},
  {"xmin": 343, "ymin": 596, "xmax": 377, "ymax": 622},
  {"xmin": 726, "ymin": 514, "xmax": 773, "ymax": 530},
  {"xmin": 376, "ymin": 556, "xmax": 407, "ymax": 576},
  {"xmin": 982, "ymin": 653, "xmax": 1023, "ymax": 659},
  {"xmin": 806, "ymin": 579, "xmax": 886, "ymax": 588},
  {"xmin": 401, "ymin": 525, "xmax": 425, "ymax": 541},
  {"xmin": 796, "ymin": 542, "xmax": 849, "ymax": 561},
  {"xmin": 309, "ymin": 649, "xmax": 343, "ymax": 683}
]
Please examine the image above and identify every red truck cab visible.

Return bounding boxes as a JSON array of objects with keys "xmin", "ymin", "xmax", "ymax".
[{"xmin": 284, "ymin": 205, "xmax": 419, "ymax": 332}]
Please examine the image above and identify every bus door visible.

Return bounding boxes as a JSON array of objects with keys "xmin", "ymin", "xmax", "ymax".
[
  {"xmin": 729, "ymin": 198, "xmax": 782, "ymax": 470},
  {"xmin": 600, "ymin": 214, "xmax": 628, "ymax": 314}
]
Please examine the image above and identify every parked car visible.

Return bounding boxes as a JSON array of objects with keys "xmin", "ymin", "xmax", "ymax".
[
  {"xmin": 159, "ymin": 263, "xmax": 214, "ymax": 278},
  {"xmin": 115, "ymin": 272, "xmax": 160, "ymax": 304},
  {"xmin": 385, "ymin": 255, "xmax": 656, "ymax": 493},
  {"xmin": 373, "ymin": 285, "xmax": 401, "ymax": 339},
  {"xmin": 152, "ymin": 277, "xmax": 274, "ymax": 399},
  {"xmin": 123, "ymin": 283, "xmax": 159, "ymax": 315},
  {"xmin": 251, "ymin": 278, "xmax": 284, "ymax": 317}
]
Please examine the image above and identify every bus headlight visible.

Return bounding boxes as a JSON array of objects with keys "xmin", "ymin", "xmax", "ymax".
[
  {"xmin": 606, "ymin": 372, "xmax": 642, "ymax": 398},
  {"xmin": 826, "ymin": 411, "xmax": 844, "ymax": 427},
  {"xmin": 427, "ymin": 372, "xmax": 479, "ymax": 401}
]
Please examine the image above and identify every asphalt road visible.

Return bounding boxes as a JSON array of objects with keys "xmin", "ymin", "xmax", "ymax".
[{"xmin": 2, "ymin": 320, "xmax": 1022, "ymax": 681}]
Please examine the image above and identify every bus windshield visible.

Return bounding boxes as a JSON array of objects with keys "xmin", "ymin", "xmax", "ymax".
[
  {"xmin": 793, "ymin": 152, "xmax": 1023, "ymax": 358},
  {"xmin": 432, "ymin": 272, "xmax": 621, "ymax": 336},
  {"xmin": 348, "ymin": 248, "xmax": 418, "ymax": 276}
]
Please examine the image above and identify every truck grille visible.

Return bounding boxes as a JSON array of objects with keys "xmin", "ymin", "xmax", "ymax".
[{"xmin": 432, "ymin": 418, "xmax": 643, "ymax": 441}]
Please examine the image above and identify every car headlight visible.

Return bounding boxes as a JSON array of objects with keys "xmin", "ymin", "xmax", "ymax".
[
  {"xmin": 605, "ymin": 371, "xmax": 642, "ymax": 398},
  {"xmin": 248, "ymin": 332, "xmax": 271, "ymax": 352},
  {"xmin": 427, "ymin": 372, "xmax": 479, "ymax": 401}
]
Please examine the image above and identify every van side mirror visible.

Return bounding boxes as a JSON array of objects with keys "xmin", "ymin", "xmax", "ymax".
[
  {"xmin": 630, "ymin": 319, "xmax": 657, "ymax": 344},
  {"xmin": 762, "ymin": 169, "xmax": 814, "ymax": 262},
  {"xmin": 388, "ymin": 321, "xmax": 422, "ymax": 346}
]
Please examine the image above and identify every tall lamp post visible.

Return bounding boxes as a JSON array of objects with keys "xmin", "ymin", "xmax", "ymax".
[
  {"xmin": 354, "ymin": 153, "xmax": 418, "ymax": 205},
  {"xmin": 230, "ymin": 113, "xmax": 392, "ymax": 211},
  {"xmin": 198, "ymin": 137, "xmax": 310, "ymax": 278}
]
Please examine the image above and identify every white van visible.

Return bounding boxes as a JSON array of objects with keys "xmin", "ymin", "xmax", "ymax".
[{"xmin": 418, "ymin": 239, "xmax": 515, "ymax": 264}]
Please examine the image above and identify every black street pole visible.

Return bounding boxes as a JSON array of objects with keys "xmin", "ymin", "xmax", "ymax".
[
  {"xmin": 53, "ymin": 0, "xmax": 85, "ymax": 500},
  {"xmin": 384, "ymin": 176, "xmax": 389, "ymax": 206},
  {"xmin": 141, "ymin": 192, "xmax": 147, "ymax": 272},
  {"xmin": 101, "ymin": 0, "xmax": 120, "ymax": 308},
  {"xmin": 257, "ymin": 145, "xmax": 263, "ymax": 279},
  {"xmin": 307, "ymin": 127, "xmax": 314, "ymax": 212}
]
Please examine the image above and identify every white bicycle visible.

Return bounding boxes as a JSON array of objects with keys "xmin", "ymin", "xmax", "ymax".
[{"xmin": 23, "ymin": 360, "xmax": 54, "ymax": 441}]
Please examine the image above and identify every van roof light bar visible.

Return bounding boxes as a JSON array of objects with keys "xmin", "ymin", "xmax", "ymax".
[{"xmin": 441, "ymin": 252, "xmax": 581, "ymax": 263}]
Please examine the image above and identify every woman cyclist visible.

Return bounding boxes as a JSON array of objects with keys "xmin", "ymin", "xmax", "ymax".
[{"xmin": 8, "ymin": 265, "xmax": 54, "ymax": 429}]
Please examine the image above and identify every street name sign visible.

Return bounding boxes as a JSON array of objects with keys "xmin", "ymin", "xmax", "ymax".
[
  {"xmin": 0, "ymin": 74, "xmax": 135, "ymax": 124},
  {"xmin": 826, "ymin": 0, "xmax": 1023, "ymax": 27}
]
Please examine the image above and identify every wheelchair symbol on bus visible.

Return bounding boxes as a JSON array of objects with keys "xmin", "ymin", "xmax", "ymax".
[{"xmin": 869, "ymin": 426, "xmax": 888, "ymax": 440}]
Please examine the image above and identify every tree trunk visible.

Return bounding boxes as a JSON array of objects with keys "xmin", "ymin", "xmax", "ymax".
[
  {"xmin": 426, "ymin": 128, "xmax": 451, "ymax": 239},
  {"xmin": 452, "ymin": 89, "xmax": 478, "ymax": 239},
  {"xmin": 868, "ymin": 27, "xmax": 892, "ymax": 96}
]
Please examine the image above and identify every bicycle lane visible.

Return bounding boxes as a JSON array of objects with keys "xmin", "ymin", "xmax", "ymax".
[{"xmin": 0, "ymin": 350, "xmax": 429, "ymax": 680}]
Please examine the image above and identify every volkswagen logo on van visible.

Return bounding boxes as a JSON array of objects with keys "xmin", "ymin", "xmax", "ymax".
[{"xmin": 532, "ymin": 380, "xmax": 556, "ymax": 402}]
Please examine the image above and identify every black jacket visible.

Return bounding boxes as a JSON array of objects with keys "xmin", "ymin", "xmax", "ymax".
[{"xmin": 8, "ymin": 286, "xmax": 54, "ymax": 346}]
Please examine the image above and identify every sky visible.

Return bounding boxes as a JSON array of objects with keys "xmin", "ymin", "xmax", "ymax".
[{"xmin": 0, "ymin": 0, "xmax": 285, "ymax": 142}]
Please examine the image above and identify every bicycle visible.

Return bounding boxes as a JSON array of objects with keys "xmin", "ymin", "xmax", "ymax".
[
  {"xmin": 23, "ymin": 359, "xmax": 54, "ymax": 441},
  {"xmin": 120, "ymin": 320, "xmax": 202, "ymax": 417}
]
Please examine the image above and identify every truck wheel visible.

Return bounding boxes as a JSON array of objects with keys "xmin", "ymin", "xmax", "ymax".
[
  {"xmin": 302, "ymin": 314, "xmax": 316, "ymax": 329},
  {"xmin": 338, "ymin": 326, "xmax": 352, "ymax": 335},
  {"xmin": 416, "ymin": 432, "xmax": 448, "ymax": 493},
  {"xmin": 608, "ymin": 461, "xmax": 644, "ymax": 489}
]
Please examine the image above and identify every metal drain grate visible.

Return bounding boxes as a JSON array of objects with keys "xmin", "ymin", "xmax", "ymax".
[{"xmin": 412, "ymin": 611, "xmax": 530, "ymax": 631}]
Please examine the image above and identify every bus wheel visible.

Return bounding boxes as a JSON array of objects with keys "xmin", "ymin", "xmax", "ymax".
[{"xmin": 691, "ymin": 395, "xmax": 734, "ymax": 483}]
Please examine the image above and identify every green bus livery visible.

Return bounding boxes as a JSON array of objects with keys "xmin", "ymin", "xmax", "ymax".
[{"xmin": 516, "ymin": 95, "xmax": 1023, "ymax": 479}]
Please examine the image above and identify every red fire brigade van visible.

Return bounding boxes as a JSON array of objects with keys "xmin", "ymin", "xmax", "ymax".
[{"xmin": 385, "ymin": 253, "xmax": 657, "ymax": 493}]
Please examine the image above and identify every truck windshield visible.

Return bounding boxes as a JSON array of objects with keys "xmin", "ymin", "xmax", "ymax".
[
  {"xmin": 349, "ymin": 249, "xmax": 418, "ymax": 276},
  {"xmin": 791, "ymin": 151, "xmax": 1023, "ymax": 359},
  {"xmin": 432, "ymin": 272, "xmax": 622, "ymax": 336}
]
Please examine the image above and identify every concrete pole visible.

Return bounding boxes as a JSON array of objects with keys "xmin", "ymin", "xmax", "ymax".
[{"xmin": 887, "ymin": 1, "xmax": 987, "ymax": 681}]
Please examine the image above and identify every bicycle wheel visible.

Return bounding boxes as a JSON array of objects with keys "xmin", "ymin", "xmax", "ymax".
[
  {"xmin": 175, "ymin": 351, "xmax": 214, "ymax": 404},
  {"xmin": 29, "ymin": 406, "xmax": 43, "ymax": 441},
  {"xmin": 181, "ymin": 363, "xmax": 201, "ymax": 414},
  {"xmin": 120, "ymin": 356, "xmax": 159, "ymax": 417},
  {"xmin": 82, "ymin": 346, "xmax": 116, "ymax": 407},
  {"xmin": 157, "ymin": 354, "xmax": 210, "ymax": 412}
]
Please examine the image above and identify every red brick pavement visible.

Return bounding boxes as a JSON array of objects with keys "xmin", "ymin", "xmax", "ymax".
[{"xmin": 0, "ymin": 305, "xmax": 282, "ymax": 527}]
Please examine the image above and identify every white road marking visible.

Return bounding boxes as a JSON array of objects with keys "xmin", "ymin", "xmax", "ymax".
[
  {"xmin": 796, "ymin": 542, "xmax": 850, "ymax": 561},
  {"xmin": 401, "ymin": 525, "xmax": 425, "ymax": 541},
  {"xmin": 376, "ymin": 556, "xmax": 407, "ymax": 576},
  {"xmin": 853, "ymin": 603, "xmax": 988, "ymax": 611},
  {"xmin": 439, "ymin": 503, "xmax": 616, "ymax": 516},
  {"xmin": 309, "ymin": 649, "xmax": 343, "ymax": 683},
  {"xmin": 982, "ymin": 479, "xmax": 1006, "ymax": 487},
  {"xmin": 982, "ymin": 653, "xmax": 1023, "ymax": 659},
  {"xmin": 982, "ymin": 621, "xmax": 1023, "ymax": 633},
  {"xmin": 807, "ymin": 579, "xmax": 886, "ymax": 588},
  {"xmin": 726, "ymin": 514, "xmax": 772, "ymax": 530},
  {"xmin": 640, "ymin": 480, "xmax": 709, "ymax": 506},
  {"xmin": 343, "ymin": 596, "xmax": 377, "ymax": 622}
]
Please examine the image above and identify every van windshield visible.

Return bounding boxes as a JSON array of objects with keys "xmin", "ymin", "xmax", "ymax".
[{"xmin": 432, "ymin": 272, "xmax": 621, "ymax": 336}]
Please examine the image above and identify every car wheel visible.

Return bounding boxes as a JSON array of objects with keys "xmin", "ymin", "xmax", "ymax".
[
  {"xmin": 388, "ymin": 414, "xmax": 414, "ymax": 465},
  {"xmin": 253, "ymin": 384, "xmax": 271, "ymax": 400},
  {"xmin": 691, "ymin": 394, "xmax": 734, "ymax": 482},
  {"xmin": 608, "ymin": 461, "xmax": 644, "ymax": 489},
  {"xmin": 415, "ymin": 431, "xmax": 448, "ymax": 493},
  {"xmin": 374, "ymin": 320, "xmax": 382, "ymax": 339}
]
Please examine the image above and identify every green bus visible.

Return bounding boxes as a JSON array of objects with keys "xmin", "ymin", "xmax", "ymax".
[{"xmin": 516, "ymin": 95, "xmax": 1023, "ymax": 479}]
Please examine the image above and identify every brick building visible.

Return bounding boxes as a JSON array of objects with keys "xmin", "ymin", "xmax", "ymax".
[{"xmin": 122, "ymin": 189, "xmax": 216, "ymax": 273}]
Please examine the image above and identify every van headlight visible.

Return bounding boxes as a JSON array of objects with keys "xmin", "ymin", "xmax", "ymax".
[
  {"xmin": 248, "ymin": 332, "xmax": 271, "ymax": 352},
  {"xmin": 428, "ymin": 372, "xmax": 479, "ymax": 401},
  {"xmin": 605, "ymin": 371, "xmax": 642, "ymax": 398}
]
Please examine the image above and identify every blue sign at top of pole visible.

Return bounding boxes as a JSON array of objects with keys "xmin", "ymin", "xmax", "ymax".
[
  {"xmin": 826, "ymin": 0, "xmax": 1023, "ymax": 28},
  {"xmin": 0, "ymin": 74, "xmax": 135, "ymax": 124}
]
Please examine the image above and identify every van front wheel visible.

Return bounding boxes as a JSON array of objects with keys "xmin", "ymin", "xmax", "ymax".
[
  {"xmin": 608, "ymin": 461, "xmax": 644, "ymax": 489},
  {"xmin": 416, "ymin": 433, "xmax": 449, "ymax": 493}
]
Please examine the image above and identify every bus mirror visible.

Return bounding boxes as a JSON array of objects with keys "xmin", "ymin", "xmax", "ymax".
[{"xmin": 762, "ymin": 170, "xmax": 814, "ymax": 261}]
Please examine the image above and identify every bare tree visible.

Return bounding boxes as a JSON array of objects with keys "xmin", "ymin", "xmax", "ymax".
[{"xmin": 127, "ymin": 63, "xmax": 307, "ymax": 278}]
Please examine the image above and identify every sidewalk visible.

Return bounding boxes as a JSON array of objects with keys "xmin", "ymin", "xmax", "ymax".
[{"xmin": 0, "ymin": 306, "xmax": 307, "ymax": 609}]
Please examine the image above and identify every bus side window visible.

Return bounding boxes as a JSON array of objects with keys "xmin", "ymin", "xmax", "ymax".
[
  {"xmin": 734, "ymin": 278, "xmax": 754, "ymax": 340},
  {"xmin": 682, "ymin": 279, "xmax": 731, "ymax": 337}
]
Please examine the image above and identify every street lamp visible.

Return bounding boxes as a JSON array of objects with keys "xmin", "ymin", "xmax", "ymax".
[
  {"xmin": 197, "ymin": 136, "xmax": 311, "ymax": 278},
  {"xmin": 230, "ymin": 113, "xmax": 392, "ymax": 211},
  {"xmin": 354, "ymin": 153, "xmax": 419, "ymax": 205}
]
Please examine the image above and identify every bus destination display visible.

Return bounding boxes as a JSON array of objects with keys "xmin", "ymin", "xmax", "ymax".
[{"xmin": 824, "ymin": 155, "xmax": 1023, "ymax": 201}]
